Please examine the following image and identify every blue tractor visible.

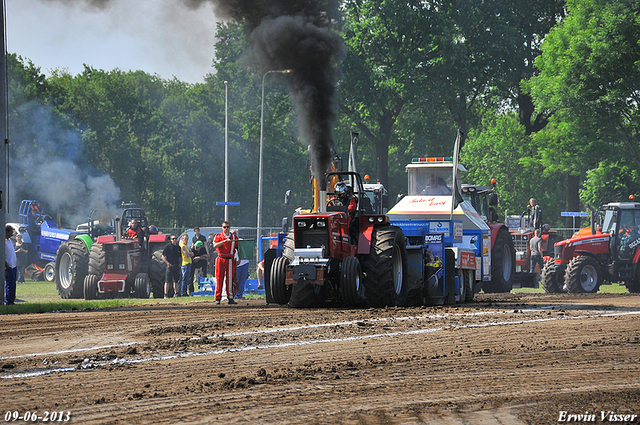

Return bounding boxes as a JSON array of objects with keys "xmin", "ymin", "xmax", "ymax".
[{"xmin": 18, "ymin": 200, "xmax": 93, "ymax": 298}]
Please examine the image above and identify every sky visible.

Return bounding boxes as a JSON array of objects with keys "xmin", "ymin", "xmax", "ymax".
[{"xmin": 6, "ymin": 0, "xmax": 220, "ymax": 83}]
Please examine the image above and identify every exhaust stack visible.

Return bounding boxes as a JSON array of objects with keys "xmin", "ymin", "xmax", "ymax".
[
  {"xmin": 319, "ymin": 190, "xmax": 327, "ymax": 212},
  {"xmin": 114, "ymin": 217, "xmax": 121, "ymax": 242}
]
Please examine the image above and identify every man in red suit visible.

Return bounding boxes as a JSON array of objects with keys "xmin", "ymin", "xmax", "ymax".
[{"xmin": 213, "ymin": 221, "xmax": 239, "ymax": 305}]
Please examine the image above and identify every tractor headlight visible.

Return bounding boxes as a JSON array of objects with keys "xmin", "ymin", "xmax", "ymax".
[
  {"xmin": 369, "ymin": 217, "xmax": 375, "ymax": 223},
  {"xmin": 297, "ymin": 221, "xmax": 307, "ymax": 227},
  {"xmin": 317, "ymin": 220, "xmax": 326, "ymax": 227}
]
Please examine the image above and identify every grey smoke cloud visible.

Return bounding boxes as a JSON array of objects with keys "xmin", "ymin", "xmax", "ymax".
[{"xmin": 9, "ymin": 101, "xmax": 121, "ymax": 228}]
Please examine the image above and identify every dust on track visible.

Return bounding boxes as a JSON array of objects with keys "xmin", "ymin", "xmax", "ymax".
[{"xmin": 2, "ymin": 293, "xmax": 640, "ymax": 424}]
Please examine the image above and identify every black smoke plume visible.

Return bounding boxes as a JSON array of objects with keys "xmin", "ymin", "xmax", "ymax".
[{"xmin": 191, "ymin": 0, "xmax": 346, "ymax": 190}]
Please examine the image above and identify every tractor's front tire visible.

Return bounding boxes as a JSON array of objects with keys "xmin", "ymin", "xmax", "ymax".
[
  {"xmin": 565, "ymin": 255, "xmax": 601, "ymax": 293},
  {"xmin": 84, "ymin": 274, "xmax": 98, "ymax": 300},
  {"xmin": 541, "ymin": 261, "xmax": 565, "ymax": 293},
  {"xmin": 55, "ymin": 239, "xmax": 89, "ymax": 299},
  {"xmin": 340, "ymin": 256, "xmax": 366, "ymax": 306},
  {"xmin": 270, "ymin": 256, "xmax": 291, "ymax": 305},
  {"xmin": 484, "ymin": 228, "xmax": 515, "ymax": 293},
  {"xmin": 361, "ymin": 226, "xmax": 408, "ymax": 307},
  {"xmin": 149, "ymin": 249, "xmax": 167, "ymax": 298},
  {"xmin": 44, "ymin": 262, "xmax": 56, "ymax": 283},
  {"xmin": 134, "ymin": 273, "xmax": 151, "ymax": 298}
]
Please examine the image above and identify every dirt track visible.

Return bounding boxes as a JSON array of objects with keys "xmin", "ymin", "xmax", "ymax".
[{"xmin": 2, "ymin": 293, "xmax": 640, "ymax": 424}]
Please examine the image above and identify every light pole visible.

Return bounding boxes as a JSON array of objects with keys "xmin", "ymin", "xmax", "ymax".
[
  {"xmin": 257, "ymin": 69, "xmax": 292, "ymax": 262},
  {"xmin": 224, "ymin": 80, "xmax": 229, "ymax": 222}
]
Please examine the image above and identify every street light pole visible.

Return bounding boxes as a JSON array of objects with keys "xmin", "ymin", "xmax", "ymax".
[
  {"xmin": 224, "ymin": 80, "xmax": 229, "ymax": 222},
  {"xmin": 257, "ymin": 69, "xmax": 292, "ymax": 262}
]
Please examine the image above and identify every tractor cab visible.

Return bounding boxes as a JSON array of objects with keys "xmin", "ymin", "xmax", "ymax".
[{"xmin": 599, "ymin": 204, "xmax": 640, "ymax": 262}]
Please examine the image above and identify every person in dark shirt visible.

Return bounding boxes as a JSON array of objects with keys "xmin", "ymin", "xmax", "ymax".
[
  {"xmin": 189, "ymin": 241, "xmax": 209, "ymax": 293},
  {"xmin": 192, "ymin": 227, "xmax": 206, "ymax": 247},
  {"xmin": 161, "ymin": 234, "xmax": 182, "ymax": 298}
]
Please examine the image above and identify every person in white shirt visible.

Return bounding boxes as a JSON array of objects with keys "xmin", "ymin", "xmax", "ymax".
[{"xmin": 5, "ymin": 226, "xmax": 17, "ymax": 305}]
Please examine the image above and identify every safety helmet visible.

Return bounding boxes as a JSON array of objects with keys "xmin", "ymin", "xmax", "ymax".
[
  {"xmin": 148, "ymin": 225, "xmax": 159, "ymax": 235},
  {"xmin": 334, "ymin": 182, "xmax": 348, "ymax": 196}
]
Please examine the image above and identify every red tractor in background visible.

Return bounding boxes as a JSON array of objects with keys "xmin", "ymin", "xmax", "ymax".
[
  {"xmin": 460, "ymin": 180, "xmax": 516, "ymax": 293},
  {"xmin": 542, "ymin": 202, "xmax": 640, "ymax": 294},
  {"xmin": 83, "ymin": 207, "xmax": 169, "ymax": 299},
  {"xmin": 509, "ymin": 209, "xmax": 564, "ymax": 287}
]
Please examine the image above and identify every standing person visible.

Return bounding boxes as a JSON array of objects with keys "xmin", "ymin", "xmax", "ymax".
[
  {"xmin": 530, "ymin": 228, "xmax": 544, "ymax": 275},
  {"xmin": 162, "ymin": 234, "xmax": 182, "ymax": 298},
  {"xmin": 192, "ymin": 227, "xmax": 206, "ymax": 247},
  {"xmin": 14, "ymin": 234, "xmax": 28, "ymax": 284},
  {"xmin": 213, "ymin": 221, "xmax": 238, "ymax": 305},
  {"xmin": 528, "ymin": 198, "xmax": 543, "ymax": 230},
  {"xmin": 188, "ymin": 227, "xmax": 208, "ymax": 291},
  {"xmin": 179, "ymin": 233, "xmax": 193, "ymax": 296},
  {"xmin": 5, "ymin": 226, "xmax": 17, "ymax": 305},
  {"xmin": 256, "ymin": 259, "xmax": 264, "ymax": 290},
  {"xmin": 190, "ymin": 241, "xmax": 209, "ymax": 291}
]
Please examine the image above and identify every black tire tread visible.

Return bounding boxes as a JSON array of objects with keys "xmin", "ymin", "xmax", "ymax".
[
  {"xmin": 340, "ymin": 256, "xmax": 364, "ymax": 306},
  {"xmin": 361, "ymin": 226, "xmax": 407, "ymax": 307},
  {"xmin": 88, "ymin": 243, "xmax": 105, "ymax": 275},
  {"xmin": 55, "ymin": 239, "xmax": 89, "ymax": 299},
  {"xmin": 270, "ymin": 256, "xmax": 291, "ymax": 305},
  {"xmin": 483, "ymin": 228, "xmax": 515, "ymax": 293},
  {"xmin": 134, "ymin": 273, "xmax": 151, "ymax": 298},
  {"xmin": 565, "ymin": 255, "xmax": 601, "ymax": 293},
  {"xmin": 84, "ymin": 274, "xmax": 98, "ymax": 300},
  {"xmin": 289, "ymin": 278, "xmax": 324, "ymax": 308}
]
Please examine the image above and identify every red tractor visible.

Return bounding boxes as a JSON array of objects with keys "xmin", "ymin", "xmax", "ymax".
[
  {"xmin": 83, "ymin": 207, "xmax": 169, "ymax": 299},
  {"xmin": 269, "ymin": 171, "xmax": 408, "ymax": 308},
  {"xmin": 509, "ymin": 210, "xmax": 564, "ymax": 287},
  {"xmin": 460, "ymin": 181, "xmax": 516, "ymax": 292},
  {"xmin": 542, "ymin": 202, "xmax": 640, "ymax": 293}
]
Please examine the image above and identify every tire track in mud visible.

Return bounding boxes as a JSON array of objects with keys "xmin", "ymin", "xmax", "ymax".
[
  {"xmin": 3, "ymin": 295, "xmax": 640, "ymax": 424},
  {"xmin": 3, "ymin": 305, "xmax": 639, "ymax": 380}
]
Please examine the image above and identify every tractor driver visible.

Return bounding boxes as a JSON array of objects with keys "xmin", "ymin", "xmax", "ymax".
[
  {"xmin": 125, "ymin": 219, "xmax": 145, "ymax": 247},
  {"xmin": 421, "ymin": 172, "xmax": 451, "ymax": 196},
  {"xmin": 328, "ymin": 182, "xmax": 357, "ymax": 222}
]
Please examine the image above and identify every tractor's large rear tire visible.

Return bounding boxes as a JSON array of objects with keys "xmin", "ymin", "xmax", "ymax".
[
  {"xmin": 149, "ymin": 248, "xmax": 167, "ymax": 299},
  {"xmin": 282, "ymin": 229, "xmax": 295, "ymax": 261},
  {"xmin": 134, "ymin": 273, "xmax": 151, "ymax": 298},
  {"xmin": 340, "ymin": 256, "xmax": 366, "ymax": 306},
  {"xmin": 44, "ymin": 262, "xmax": 56, "ymax": 283},
  {"xmin": 55, "ymin": 239, "xmax": 89, "ymax": 299},
  {"xmin": 541, "ymin": 261, "xmax": 565, "ymax": 293},
  {"xmin": 270, "ymin": 256, "xmax": 291, "ymax": 305},
  {"xmin": 288, "ymin": 279, "xmax": 326, "ymax": 308},
  {"xmin": 84, "ymin": 274, "xmax": 98, "ymax": 300},
  {"xmin": 88, "ymin": 243, "xmax": 105, "ymax": 275},
  {"xmin": 565, "ymin": 255, "xmax": 601, "ymax": 293},
  {"xmin": 361, "ymin": 226, "xmax": 408, "ymax": 307},
  {"xmin": 626, "ymin": 269, "xmax": 640, "ymax": 293},
  {"xmin": 484, "ymin": 228, "xmax": 515, "ymax": 293}
]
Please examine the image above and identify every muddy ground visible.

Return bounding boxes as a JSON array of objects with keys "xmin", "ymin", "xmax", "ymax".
[{"xmin": 1, "ymin": 293, "xmax": 640, "ymax": 424}]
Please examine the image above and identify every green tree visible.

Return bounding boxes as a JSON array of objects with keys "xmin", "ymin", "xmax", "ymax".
[
  {"xmin": 527, "ymin": 0, "xmax": 640, "ymax": 213},
  {"xmin": 461, "ymin": 113, "xmax": 566, "ymax": 225}
]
